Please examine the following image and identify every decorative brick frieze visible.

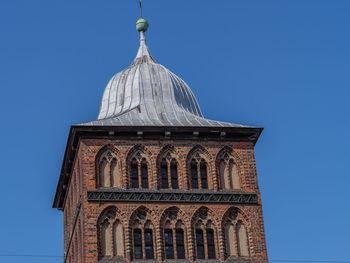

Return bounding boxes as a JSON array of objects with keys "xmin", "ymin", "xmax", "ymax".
[{"xmin": 87, "ymin": 190, "xmax": 258, "ymax": 204}]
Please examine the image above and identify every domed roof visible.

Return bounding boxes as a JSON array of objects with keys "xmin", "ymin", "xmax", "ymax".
[{"xmin": 80, "ymin": 31, "xmax": 246, "ymax": 128}]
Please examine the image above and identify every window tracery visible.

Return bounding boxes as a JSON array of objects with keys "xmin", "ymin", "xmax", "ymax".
[
  {"xmin": 158, "ymin": 149, "xmax": 179, "ymax": 189},
  {"xmin": 97, "ymin": 207, "xmax": 125, "ymax": 260},
  {"xmin": 217, "ymin": 151, "xmax": 240, "ymax": 190},
  {"xmin": 192, "ymin": 207, "xmax": 218, "ymax": 260},
  {"xmin": 160, "ymin": 207, "xmax": 187, "ymax": 260},
  {"xmin": 97, "ymin": 149, "xmax": 121, "ymax": 188},
  {"xmin": 222, "ymin": 208, "xmax": 250, "ymax": 259},
  {"xmin": 130, "ymin": 207, "xmax": 156, "ymax": 260},
  {"xmin": 187, "ymin": 147, "xmax": 211, "ymax": 190},
  {"xmin": 128, "ymin": 150, "xmax": 150, "ymax": 189}
]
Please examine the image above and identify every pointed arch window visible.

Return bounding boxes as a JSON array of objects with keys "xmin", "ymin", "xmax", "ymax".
[
  {"xmin": 170, "ymin": 160, "xmax": 179, "ymax": 189},
  {"xmin": 195, "ymin": 222, "xmax": 216, "ymax": 259},
  {"xmin": 175, "ymin": 228, "xmax": 185, "ymax": 259},
  {"xmin": 159, "ymin": 155, "xmax": 179, "ymax": 189},
  {"xmin": 236, "ymin": 221, "xmax": 249, "ymax": 257},
  {"xmin": 98, "ymin": 150, "xmax": 121, "ymax": 188},
  {"xmin": 133, "ymin": 228, "xmax": 143, "ymax": 259},
  {"xmin": 114, "ymin": 220, "xmax": 124, "ymax": 257},
  {"xmin": 144, "ymin": 228, "xmax": 154, "ymax": 259},
  {"xmin": 131, "ymin": 160, "xmax": 139, "ymax": 188},
  {"xmin": 131, "ymin": 210, "xmax": 156, "ymax": 260},
  {"xmin": 206, "ymin": 228, "xmax": 216, "ymax": 259},
  {"xmin": 101, "ymin": 220, "xmax": 112, "ymax": 257},
  {"xmin": 223, "ymin": 210, "xmax": 250, "ymax": 259},
  {"xmin": 192, "ymin": 208, "xmax": 218, "ymax": 260},
  {"xmin": 190, "ymin": 158, "xmax": 208, "ymax": 189},
  {"xmin": 224, "ymin": 222, "xmax": 236, "ymax": 257},
  {"xmin": 195, "ymin": 227, "xmax": 205, "ymax": 259},
  {"xmin": 164, "ymin": 228, "xmax": 174, "ymax": 259},
  {"xmin": 100, "ymin": 158, "xmax": 109, "ymax": 187},
  {"xmin": 129, "ymin": 153, "xmax": 149, "ymax": 189},
  {"xmin": 98, "ymin": 208, "xmax": 125, "ymax": 260},
  {"xmin": 141, "ymin": 160, "xmax": 149, "ymax": 188},
  {"xmin": 218, "ymin": 152, "xmax": 240, "ymax": 190},
  {"xmin": 161, "ymin": 160, "xmax": 168, "ymax": 189},
  {"xmin": 161, "ymin": 208, "xmax": 187, "ymax": 260},
  {"xmin": 200, "ymin": 160, "xmax": 208, "ymax": 189}
]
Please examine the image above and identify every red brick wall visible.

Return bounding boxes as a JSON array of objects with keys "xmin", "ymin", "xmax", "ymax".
[{"xmin": 63, "ymin": 139, "xmax": 268, "ymax": 263}]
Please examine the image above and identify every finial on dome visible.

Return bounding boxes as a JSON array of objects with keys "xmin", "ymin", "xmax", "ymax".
[
  {"xmin": 136, "ymin": 0, "xmax": 149, "ymax": 32},
  {"xmin": 136, "ymin": 18, "xmax": 149, "ymax": 32}
]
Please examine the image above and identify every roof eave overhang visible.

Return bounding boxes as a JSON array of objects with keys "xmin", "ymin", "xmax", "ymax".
[{"xmin": 52, "ymin": 125, "xmax": 263, "ymax": 210}]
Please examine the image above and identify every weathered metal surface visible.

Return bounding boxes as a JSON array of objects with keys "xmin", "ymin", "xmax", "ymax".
[
  {"xmin": 87, "ymin": 189, "xmax": 258, "ymax": 204},
  {"xmin": 80, "ymin": 32, "xmax": 249, "ymax": 128}
]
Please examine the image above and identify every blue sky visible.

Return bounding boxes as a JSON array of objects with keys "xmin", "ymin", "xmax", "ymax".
[{"xmin": 0, "ymin": 0, "xmax": 349, "ymax": 262}]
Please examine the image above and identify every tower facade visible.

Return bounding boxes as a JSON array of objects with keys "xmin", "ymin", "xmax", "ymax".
[{"xmin": 53, "ymin": 16, "xmax": 268, "ymax": 263}]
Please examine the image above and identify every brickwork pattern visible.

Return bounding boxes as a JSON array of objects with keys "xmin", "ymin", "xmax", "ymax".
[{"xmin": 63, "ymin": 139, "xmax": 268, "ymax": 263}]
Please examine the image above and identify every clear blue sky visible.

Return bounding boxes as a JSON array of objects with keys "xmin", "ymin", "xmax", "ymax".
[{"xmin": 0, "ymin": 0, "xmax": 349, "ymax": 262}]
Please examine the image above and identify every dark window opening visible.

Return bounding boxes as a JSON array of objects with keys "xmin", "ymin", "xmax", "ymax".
[
  {"xmin": 196, "ymin": 229, "xmax": 205, "ymax": 259},
  {"xmin": 207, "ymin": 229, "xmax": 216, "ymax": 259},
  {"xmin": 176, "ymin": 229, "xmax": 185, "ymax": 259},
  {"xmin": 133, "ymin": 229, "xmax": 142, "ymax": 259},
  {"xmin": 200, "ymin": 162, "xmax": 208, "ymax": 189},
  {"xmin": 145, "ymin": 229, "xmax": 154, "ymax": 259},
  {"xmin": 161, "ymin": 162, "xmax": 168, "ymax": 189},
  {"xmin": 164, "ymin": 229, "xmax": 174, "ymax": 259},
  {"xmin": 141, "ymin": 163, "xmax": 148, "ymax": 188},
  {"xmin": 171, "ymin": 163, "xmax": 178, "ymax": 189},
  {"xmin": 131, "ymin": 162, "xmax": 139, "ymax": 188},
  {"xmin": 191, "ymin": 163, "xmax": 198, "ymax": 189}
]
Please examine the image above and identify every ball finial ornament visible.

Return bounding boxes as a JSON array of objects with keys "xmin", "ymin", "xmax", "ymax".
[{"xmin": 136, "ymin": 18, "xmax": 149, "ymax": 32}]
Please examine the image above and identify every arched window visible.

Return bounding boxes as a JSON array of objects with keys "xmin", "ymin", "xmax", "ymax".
[
  {"xmin": 224, "ymin": 222, "xmax": 236, "ymax": 257},
  {"xmin": 206, "ymin": 222, "xmax": 216, "ymax": 259},
  {"xmin": 131, "ymin": 159, "xmax": 139, "ymax": 188},
  {"xmin": 217, "ymin": 152, "xmax": 240, "ymax": 190},
  {"xmin": 222, "ymin": 208, "xmax": 250, "ymax": 259},
  {"xmin": 219, "ymin": 160, "xmax": 230, "ymax": 189},
  {"xmin": 133, "ymin": 221, "xmax": 143, "ymax": 259},
  {"xmin": 161, "ymin": 160, "xmax": 168, "ymax": 189},
  {"xmin": 114, "ymin": 220, "xmax": 124, "ymax": 257},
  {"xmin": 128, "ymin": 153, "xmax": 150, "ymax": 189},
  {"xmin": 236, "ymin": 221, "xmax": 249, "ymax": 257},
  {"xmin": 191, "ymin": 161, "xmax": 198, "ymax": 189},
  {"xmin": 110, "ymin": 158, "xmax": 118, "ymax": 188},
  {"xmin": 160, "ymin": 207, "xmax": 188, "ymax": 260},
  {"xmin": 190, "ymin": 158, "xmax": 208, "ymax": 189},
  {"xmin": 200, "ymin": 160, "xmax": 208, "ymax": 189},
  {"xmin": 192, "ymin": 207, "xmax": 218, "ymax": 260},
  {"xmin": 100, "ymin": 158, "xmax": 110, "ymax": 187},
  {"xmin": 164, "ymin": 222, "xmax": 174, "ymax": 259},
  {"xmin": 187, "ymin": 147, "xmax": 211, "ymax": 190},
  {"xmin": 98, "ymin": 207, "xmax": 125, "ymax": 260},
  {"xmin": 175, "ymin": 222, "xmax": 186, "ymax": 259},
  {"xmin": 157, "ymin": 147, "xmax": 180, "ymax": 189},
  {"xmin": 195, "ymin": 224, "xmax": 205, "ymax": 259},
  {"xmin": 97, "ymin": 150, "xmax": 121, "ymax": 188},
  {"xmin": 144, "ymin": 221, "xmax": 155, "ymax": 259},
  {"xmin": 141, "ymin": 160, "xmax": 149, "ymax": 188},
  {"xmin": 101, "ymin": 220, "xmax": 112, "ymax": 257},
  {"xmin": 170, "ymin": 160, "xmax": 179, "ymax": 189},
  {"xmin": 131, "ymin": 208, "xmax": 156, "ymax": 260}
]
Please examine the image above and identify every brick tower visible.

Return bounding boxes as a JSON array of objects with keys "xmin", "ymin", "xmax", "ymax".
[{"xmin": 53, "ymin": 12, "xmax": 268, "ymax": 263}]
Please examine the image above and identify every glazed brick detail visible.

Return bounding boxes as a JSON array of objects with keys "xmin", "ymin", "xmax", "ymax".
[{"xmin": 63, "ymin": 139, "xmax": 268, "ymax": 263}]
